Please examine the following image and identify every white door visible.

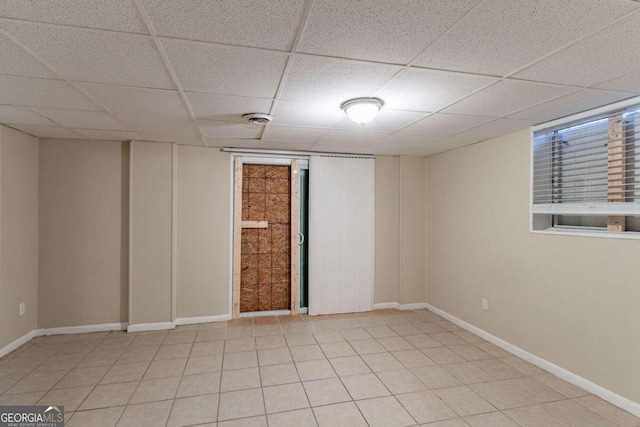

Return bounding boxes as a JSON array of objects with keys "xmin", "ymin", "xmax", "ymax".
[{"xmin": 308, "ymin": 156, "xmax": 375, "ymax": 315}]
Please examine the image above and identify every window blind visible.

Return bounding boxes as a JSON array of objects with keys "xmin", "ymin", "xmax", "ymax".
[{"xmin": 532, "ymin": 106, "xmax": 640, "ymax": 216}]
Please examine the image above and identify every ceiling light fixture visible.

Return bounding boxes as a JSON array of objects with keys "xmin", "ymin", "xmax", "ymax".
[{"xmin": 341, "ymin": 97, "xmax": 384, "ymax": 125}]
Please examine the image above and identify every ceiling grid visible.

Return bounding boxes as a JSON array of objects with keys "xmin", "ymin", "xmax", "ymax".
[{"xmin": 0, "ymin": 0, "xmax": 638, "ymax": 155}]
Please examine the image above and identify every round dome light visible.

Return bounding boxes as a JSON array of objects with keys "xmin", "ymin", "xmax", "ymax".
[{"xmin": 341, "ymin": 98, "xmax": 384, "ymax": 125}]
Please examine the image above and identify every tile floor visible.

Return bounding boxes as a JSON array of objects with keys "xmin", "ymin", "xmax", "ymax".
[{"xmin": 0, "ymin": 309, "xmax": 638, "ymax": 427}]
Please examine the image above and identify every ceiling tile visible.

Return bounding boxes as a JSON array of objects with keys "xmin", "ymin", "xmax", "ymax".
[
  {"xmin": 8, "ymin": 124, "xmax": 85, "ymax": 139},
  {"xmin": 262, "ymin": 125, "xmax": 329, "ymax": 143},
  {"xmin": 419, "ymin": 139, "xmax": 469, "ymax": 156},
  {"xmin": 373, "ymin": 134, "xmax": 442, "ymax": 156},
  {"xmin": 0, "ymin": 105, "xmax": 57, "ymax": 126},
  {"xmin": 395, "ymin": 147, "xmax": 432, "ymax": 156},
  {"xmin": 317, "ymin": 129, "xmax": 390, "ymax": 145},
  {"xmin": 0, "ymin": 33, "xmax": 58, "ymax": 79},
  {"xmin": 442, "ymin": 80, "xmax": 574, "ymax": 117},
  {"xmin": 142, "ymin": 0, "xmax": 305, "ymax": 50},
  {"xmin": 437, "ymin": 118, "xmax": 534, "ymax": 147},
  {"xmin": 29, "ymin": 107, "xmax": 129, "ymax": 130},
  {"xmin": 514, "ymin": 13, "xmax": 640, "ymax": 87},
  {"xmin": 77, "ymin": 84, "xmax": 189, "ymax": 119},
  {"xmin": 280, "ymin": 55, "xmax": 400, "ymax": 105},
  {"xmin": 271, "ymin": 100, "xmax": 345, "ymax": 128},
  {"xmin": 206, "ymin": 138, "xmax": 260, "ymax": 149},
  {"xmin": 123, "ymin": 116, "xmax": 200, "ymax": 137},
  {"xmin": 186, "ymin": 93, "xmax": 273, "ymax": 122},
  {"xmin": 594, "ymin": 70, "xmax": 640, "ymax": 94},
  {"xmin": 309, "ymin": 143, "xmax": 375, "ymax": 155},
  {"xmin": 134, "ymin": 134, "xmax": 204, "ymax": 145},
  {"xmin": 2, "ymin": 21, "xmax": 173, "ymax": 88},
  {"xmin": 0, "ymin": 0, "xmax": 147, "ymax": 33},
  {"xmin": 258, "ymin": 140, "xmax": 315, "ymax": 151},
  {"xmin": 73, "ymin": 129, "xmax": 136, "ymax": 140},
  {"xmin": 298, "ymin": 0, "xmax": 479, "ymax": 64},
  {"xmin": 412, "ymin": 0, "xmax": 636, "ymax": 76},
  {"xmin": 399, "ymin": 113, "xmax": 494, "ymax": 138},
  {"xmin": 374, "ymin": 68, "xmax": 498, "ymax": 112},
  {"xmin": 507, "ymin": 89, "xmax": 636, "ymax": 123},
  {"xmin": 363, "ymin": 145, "xmax": 397, "ymax": 156},
  {"xmin": 0, "ymin": 75, "xmax": 102, "ymax": 110},
  {"xmin": 199, "ymin": 120, "xmax": 263, "ymax": 139},
  {"xmin": 382, "ymin": 133, "xmax": 440, "ymax": 148},
  {"xmin": 163, "ymin": 39, "xmax": 287, "ymax": 97},
  {"xmin": 335, "ymin": 109, "xmax": 427, "ymax": 132}
]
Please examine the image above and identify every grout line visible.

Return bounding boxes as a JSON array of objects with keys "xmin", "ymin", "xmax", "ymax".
[{"xmin": 5, "ymin": 312, "xmax": 632, "ymax": 425}]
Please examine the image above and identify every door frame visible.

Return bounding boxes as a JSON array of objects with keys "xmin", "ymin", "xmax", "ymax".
[{"xmin": 230, "ymin": 155, "xmax": 304, "ymax": 318}]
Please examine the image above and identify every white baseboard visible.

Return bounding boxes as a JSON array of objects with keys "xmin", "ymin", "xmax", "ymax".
[
  {"xmin": 127, "ymin": 322, "xmax": 175, "ymax": 333},
  {"xmin": 399, "ymin": 303, "xmax": 428, "ymax": 310},
  {"xmin": 36, "ymin": 322, "xmax": 127, "ymax": 336},
  {"xmin": 0, "ymin": 330, "xmax": 36, "ymax": 358},
  {"xmin": 1, "ymin": 322, "xmax": 128, "ymax": 358},
  {"xmin": 240, "ymin": 310, "xmax": 290, "ymax": 318},
  {"xmin": 373, "ymin": 302, "xmax": 428, "ymax": 311},
  {"xmin": 373, "ymin": 302, "xmax": 400, "ymax": 310},
  {"xmin": 175, "ymin": 314, "xmax": 231, "ymax": 325},
  {"xmin": 425, "ymin": 303, "xmax": 640, "ymax": 418}
]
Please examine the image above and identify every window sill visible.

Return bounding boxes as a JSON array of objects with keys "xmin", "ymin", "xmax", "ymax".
[{"xmin": 530, "ymin": 228, "xmax": 640, "ymax": 240}]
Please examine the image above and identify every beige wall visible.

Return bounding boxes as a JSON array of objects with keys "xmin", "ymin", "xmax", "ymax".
[
  {"xmin": 427, "ymin": 129, "xmax": 640, "ymax": 403},
  {"xmin": 374, "ymin": 156, "xmax": 427, "ymax": 306},
  {"xmin": 38, "ymin": 140, "xmax": 231, "ymax": 330},
  {"xmin": 38, "ymin": 139, "xmax": 128, "ymax": 328},
  {"xmin": 374, "ymin": 156, "xmax": 399, "ymax": 304},
  {"xmin": 0, "ymin": 127, "xmax": 38, "ymax": 348},
  {"xmin": 129, "ymin": 141, "xmax": 172, "ymax": 325},
  {"xmin": 177, "ymin": 145, "xmax": 230, "ymax": 318},
  {"xmin": 1, "ymin": 138, "xmax": 428, "ymax": 343},
  {"xmin": 399, "ymin": 156, "xmax": 427, "ymax": 304}
]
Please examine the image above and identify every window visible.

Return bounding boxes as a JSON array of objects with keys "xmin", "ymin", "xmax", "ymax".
[{"xmin": 531, "ymin": 97, "xmax": 640, "ymax": 236}]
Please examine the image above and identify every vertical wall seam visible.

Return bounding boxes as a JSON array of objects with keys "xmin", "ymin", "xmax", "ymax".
[
  {"xmin": 34, "ymin": 139, "xmax": 39, "ymax": 329},
  {"xmin": 424, "ymin": 157, "xmax": 428, "ymax": 304},
  {"xmin": 171, "ymin": 144, "xmax": 178, "ymax": 321},
  {"xmin": 0, "ymin": 129, "xmax": 3, "ymax": 325},
  {"xmin": 128, "ymin": 142, "xmax": 134, "ymax": 324},
  {"xmin": 228, "ymin": 155, "xmax": 234, "ymax": 317},
  {"xmin": 397, "ymin": 156, "xmax": 403, "ymax": 305}
]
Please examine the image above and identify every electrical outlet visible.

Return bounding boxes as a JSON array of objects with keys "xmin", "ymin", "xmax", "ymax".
[
  {"xmin": 481, "ymin": 298, "xmax": 488, "ymax": 311},
  {"xmin": 19, "ymin": 303, "xmax": 25, "ymax": 316}
]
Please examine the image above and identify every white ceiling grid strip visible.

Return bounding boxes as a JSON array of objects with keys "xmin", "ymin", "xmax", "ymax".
[
  {"xmin": 0, "ymin": 28, "xmax": 128, "ymax": 139},
  {"xmin": 260, "ymin": 0, "xmax": 316, "ymax": 148},
  {"xmin": 405, "ymin": 0, "xmax": 487, "ymax": 68},
  {"xmin": 504, "ymin": 8, "xmax": 640, "ymax": 79},
  {"xmin": 131, "ymin": 0, "xmax": 207, "ymax": 146},
  {"xmin": 0, "ymin": 0, "xmax": 638, "ymax": 154}
]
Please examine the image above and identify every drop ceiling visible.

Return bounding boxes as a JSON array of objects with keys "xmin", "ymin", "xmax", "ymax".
[{"xmin": 1, "ymin": 0, "xmax": 639, "ymax": 156}]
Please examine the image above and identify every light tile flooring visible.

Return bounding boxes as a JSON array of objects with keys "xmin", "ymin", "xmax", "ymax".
[{"xmin": 1, "ymin": 309, "xmax": 638, "ymax": 427}]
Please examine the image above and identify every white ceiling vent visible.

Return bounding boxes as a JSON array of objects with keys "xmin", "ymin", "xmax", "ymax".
[{"xmin": 243, "ymin": 113, "xmax": 274, "ymax": 125}]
